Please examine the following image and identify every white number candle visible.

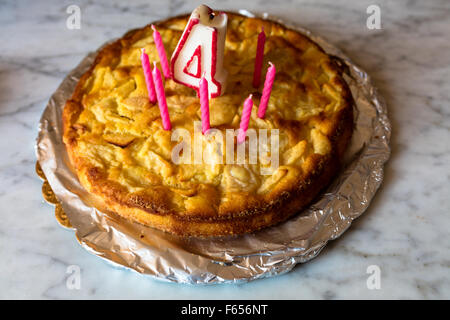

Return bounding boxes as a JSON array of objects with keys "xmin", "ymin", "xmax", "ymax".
[{"xmin": 170, "ymin": 5, "xmax": 228, "ymax": 98}]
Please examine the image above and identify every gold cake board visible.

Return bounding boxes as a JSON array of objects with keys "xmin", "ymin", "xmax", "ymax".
[{"xmin": 36, "ymin": 161, "xmax": 72, "ymax": 229}]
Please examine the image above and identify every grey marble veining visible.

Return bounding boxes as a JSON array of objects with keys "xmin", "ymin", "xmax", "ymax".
[{"xmin": 0, "ymin": 0, "xmax": 449, "ymax": 299}]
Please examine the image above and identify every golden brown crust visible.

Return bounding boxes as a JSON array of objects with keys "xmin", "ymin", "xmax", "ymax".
[{"xmin": 63, "ymin": 13, "xmax": 354, "ymax": 237}]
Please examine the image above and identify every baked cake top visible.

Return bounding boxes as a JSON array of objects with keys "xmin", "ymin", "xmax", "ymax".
[{"xmin": 63, "ymin": 13, "xmax": 352, "ymax": 235}]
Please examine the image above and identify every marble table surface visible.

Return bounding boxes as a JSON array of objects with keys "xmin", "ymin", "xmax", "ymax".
[{"xmin": 0, "ymin": 0, "xmax": 449, "ymax": 299}]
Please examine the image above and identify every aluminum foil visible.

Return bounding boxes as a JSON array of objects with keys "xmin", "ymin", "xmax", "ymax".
[{"xmin": 35, "ymin": 11, "xmax": 391, "ymax": 284}]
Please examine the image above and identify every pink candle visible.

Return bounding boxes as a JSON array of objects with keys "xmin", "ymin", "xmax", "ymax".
[
  {"xmin": 237, "ymin": 94, "xmax": 253, "ymax": 144},
  {"xmin": 140, "ymin": 49, "xmax": 157, "ymax": 104},
  {"xmin": 152, "ymin": 62, "xmax": 171, "ymax": 130},
  {"xmin": 257, "ymin": 62, "xmax": 276, "ymax": 119},
  {"xmin": 199, "ymin": 77, "xmax": 210, "ymax": 134},
  {"xmin": 252, "ymin": 28, "xmax": 266, "ymax": 88},
  {"xmin": 151, "ymin": 25, "xmax": 171, "ymax": 79}
]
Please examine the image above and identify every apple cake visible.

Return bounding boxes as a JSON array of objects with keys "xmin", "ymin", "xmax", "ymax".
[{"xmin": 62, "ymin": 12, "xmax": 353, "ymax": 237}]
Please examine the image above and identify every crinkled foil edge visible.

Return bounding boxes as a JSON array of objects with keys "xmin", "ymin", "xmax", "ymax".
[{"xmin": 35, "ymin": 11, "xmax": 391, "ymax": 284}]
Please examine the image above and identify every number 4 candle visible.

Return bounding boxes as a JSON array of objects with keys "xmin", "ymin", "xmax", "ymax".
[{"xmin": 171, "ymin": 5, "xmax": 228, "ymax": 98}]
